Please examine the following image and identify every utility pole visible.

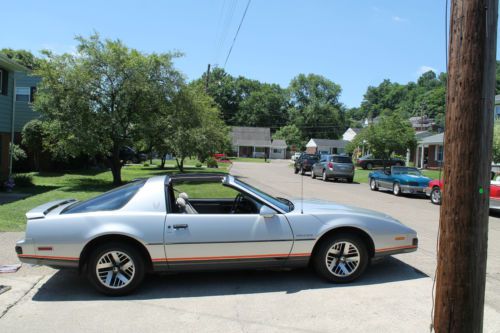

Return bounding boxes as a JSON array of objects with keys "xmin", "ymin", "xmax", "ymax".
[
  {"xmin": 205, "ymin": 64, "xmax": 211, "ymax": 92},
  {"xmin": 433, "ymin": 0, "xmax": 498, "ymax": 332}
]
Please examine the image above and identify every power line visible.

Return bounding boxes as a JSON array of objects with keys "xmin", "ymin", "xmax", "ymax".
[{"xmin": 223, "ymin": 0, "xmax": 252, "ymax": 69}]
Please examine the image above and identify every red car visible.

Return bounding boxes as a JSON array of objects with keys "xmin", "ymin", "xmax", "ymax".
[{"xmin": 426, "ymin": 177, "xmax": 500, "ymax": 210}]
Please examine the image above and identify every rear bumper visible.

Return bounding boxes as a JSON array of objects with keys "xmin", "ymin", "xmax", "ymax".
[
  {"xmin": 16, "ymin": 238, "xmax": 79, "ymax": 268},
  {"xmin": 325, "ymin": 169, "xmax": 354, "ymax": 178}
]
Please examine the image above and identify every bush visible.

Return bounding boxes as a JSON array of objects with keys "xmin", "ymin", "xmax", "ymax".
[
  {"xmin": 195, "ymin": 162, "xmax": 202, "ymax": 168},
  {"xmin": 13, "ymin": 174, "xmax": 34, "ymax": 187},
  {"xmin": 206, "ymin": 157, "xmax": 218, "ymax": 168},
  {"xmin": 143, "ymin": 162, "xmax": 150, "ymax": 167}
]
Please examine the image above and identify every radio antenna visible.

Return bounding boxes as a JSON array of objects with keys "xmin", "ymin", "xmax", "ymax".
[{"xmin": 301, "ymin": 171, "xmax": 304, "ymax": 214}]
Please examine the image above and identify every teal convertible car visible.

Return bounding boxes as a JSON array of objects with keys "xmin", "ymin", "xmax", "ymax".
[{"xmin": 369, "ymin": 166, "xmax": 431, "ymax": 196}]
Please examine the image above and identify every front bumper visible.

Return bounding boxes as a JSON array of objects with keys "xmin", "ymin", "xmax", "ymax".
[
  {"xmin": 374, "ymin": 237, "xmax": 418, "ymax": 258},
  {"xmin": 424, "ymin": 187, "xmax": 432, "ymax": 197},
  {"xmin": 400, "ymin": 184, "xmax": 427, "ymax": 194},
  {"xmin": 490, "ymin": 197, "xmax": 500, "ymax": 210}
]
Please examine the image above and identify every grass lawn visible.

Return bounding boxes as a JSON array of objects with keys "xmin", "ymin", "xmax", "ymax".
[
  {"xmin": 354, "ymin": 168, "xmax": 443, "ymax": 184},
  {"xmin": 0, "ymin": 161, "xmax": 229, "ymax": 232}
]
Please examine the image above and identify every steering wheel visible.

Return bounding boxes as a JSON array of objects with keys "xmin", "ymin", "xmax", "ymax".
[{"xmin": 231, "ymin": 193, "xmax": 244, "ymax": 214}]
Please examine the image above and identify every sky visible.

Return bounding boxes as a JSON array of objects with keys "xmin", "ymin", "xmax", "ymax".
[{"xmin": 2, "ymin": 0, "xmax": 492, "ymax": 107}]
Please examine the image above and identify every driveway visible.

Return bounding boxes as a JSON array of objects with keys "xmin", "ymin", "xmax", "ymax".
[{"xmin": 0, "ymin": 160, "xmax": 499, "ymax": 332}]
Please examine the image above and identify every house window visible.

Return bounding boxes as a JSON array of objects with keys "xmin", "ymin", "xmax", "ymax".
[
  {"xmin": 436, "ymin": 145, "xmax": 444, "ymax": 162},
  {"xmin": 273, "ymin": 149, "xmax": 281, "ymax": 153},
  {"xmin": 15, "ymin": 87, "xmax": 30, "ymax": 102}
]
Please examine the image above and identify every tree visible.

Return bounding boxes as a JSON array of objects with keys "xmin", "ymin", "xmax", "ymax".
[
  {"xmin": 21, "ymin": 119, "xmax": 47, "ymax": 171},
  {"xmin": 288, "ymin": 73, "xmax": 346, "ymax": 140},
  {"xmin": 492, "ymin": 121, "xmax": 500, "ymax": 164},
  {"xmin": 165, "ymin": 85, "xmax": 229, "ymax": 172},
  {"xmin": 34, "ymin": 33, "xmax": 182, "ymax": 184},
  {"xmin": 357, "ymin": 114, "xmax": 416, "ymax": 162},
  {"xmin": 273, "ymin": 124, "xmax": 303, "ymax": 149},
  {"xmin": 0, "ymin": 48, "xmax": 40, "ymax": 69}
]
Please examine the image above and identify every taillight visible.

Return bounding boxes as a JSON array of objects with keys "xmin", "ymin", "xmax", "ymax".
[{"xmin": 328, "ymin": 162, "xmax": 333, "ymax": 169}]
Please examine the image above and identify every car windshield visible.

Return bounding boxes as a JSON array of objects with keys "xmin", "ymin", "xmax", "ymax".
[
  {"xmin": 332, "ymin": 156, "xmax": 352, "ymax": 163},
  {"xmin": 234, "ymin": 179, "xmax": 292, "ymax": 212},
  {"xmin": 392, "ymin": 167, "xmax": 421, "ymax": 176}
]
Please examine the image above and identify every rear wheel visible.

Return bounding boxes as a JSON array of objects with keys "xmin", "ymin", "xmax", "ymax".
[
  {"xmin": 430, "ymin": 187, "xmax": 441, "ymax": 205},
  {"xmin": 294, "ymin": 167, "xmax": 299, "ymax": 174},
  {"xmin": 370, "ymin": 178, "xmax": 378, "ymax": 191},
  {"xmin": 366, "ymin": 163, "xmax": 373, "ymax": 170},
  {"xmin": 87, "ymin": 242, "xmax": 145, "ymax": 296},
  {"xmin": 311, "ymin": 169, "xmax": 316, "ymax": 179},
  {"xmin": 393, "ymin": 182, "xmax": 401, "ymax": 196},
  {"xmin": 322, "ymin": 170, "xmax": 328, "ymax": 181},
  {"xmin": 300, "ymin": 167, "xmax": 305, "ymax": 175},
  {"xmin": 313, "ymin": 233, "xmax": 369, "ymax": 283},
  {"xmin": 347, "ymin": 177, "xmax": 354, "ymax": 183}
]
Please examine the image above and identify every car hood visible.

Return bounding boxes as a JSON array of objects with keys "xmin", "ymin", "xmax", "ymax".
[
  {"xmin": 291, "ymin": 199, "xmax": 400, "ymax": 222},
  {"xmin": 396, "ymin": 174, "xmax": 431, "ymax": 183}
]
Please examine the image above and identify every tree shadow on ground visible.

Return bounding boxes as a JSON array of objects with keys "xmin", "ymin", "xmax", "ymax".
[{"xmin": 32, "ymin": 257, "xmax": 427, "ymax": 302}]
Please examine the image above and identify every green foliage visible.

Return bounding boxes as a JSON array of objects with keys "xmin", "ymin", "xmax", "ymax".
[
  {"xmin": 195, "ymin": 162, "xmax": 202, "ymax": 168},
  {"xmin": 33, "ymin": 33, "xmax": 183, "ymax": 184},
  {"xmin": 12, "ymin": 174, "xmax": 34, "ymax": 187},
  {"xmin": 206, "ymin": 157, "xmax": 218, "ymax": 168},
  {"xmin": 164, "ymin": 85, "xmax": 229, "ymax": 171},
  {"xmin": 273, "ymin": 124, "xmax": 303, "ymax": 149},
  {"xmin": 10, "ymin": 143, "xmax": 27, "ymax": 162},
  {"xmin": 0, "ymin": 48, "xmax": 41, "ymax": 69},
  {"xmin": 492, "ymin": 121, "xmax": 500, "ymax": 163},
  {"xmin": 288, "ymin": 74, "xmax": 345, "ymax": 140},
  {"xmin": 349, "ymin": 114, "xmax": 416, "ymax": 160}
]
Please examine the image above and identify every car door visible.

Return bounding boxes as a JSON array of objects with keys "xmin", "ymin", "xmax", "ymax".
[{"xmin": 163, "ymin": 204, "xmax": 294, "ymax": 270}]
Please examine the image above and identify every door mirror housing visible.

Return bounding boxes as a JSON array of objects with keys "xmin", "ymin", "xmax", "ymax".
[{"xmin": 259, "ymin": 205, "xmax": 277, "ymax": 218}]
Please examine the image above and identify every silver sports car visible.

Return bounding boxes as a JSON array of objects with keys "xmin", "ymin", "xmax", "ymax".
[{"xmin": 16, "ymin": 173, "xmax": 418, "ymax": 295}]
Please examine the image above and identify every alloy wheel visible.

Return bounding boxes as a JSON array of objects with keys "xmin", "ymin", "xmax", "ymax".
[
  {"xmin": 431, "ymin": 188, "xmax": 441, "ymax": 204},
  {"xmin": 322, "ymin": 171, "xmax": 327, "ymax": 181},
  {"xmin": 325, "ymin": 241, "xmax": 360, "ymax": 277},
  {"xmin": 95, "ymin": 251, "xmax": 136, "ymax": 289}
]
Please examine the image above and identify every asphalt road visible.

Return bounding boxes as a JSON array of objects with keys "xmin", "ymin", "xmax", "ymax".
[{"xmin": 0, "ymin": 160, "xmax": 499, "ymax": 332}]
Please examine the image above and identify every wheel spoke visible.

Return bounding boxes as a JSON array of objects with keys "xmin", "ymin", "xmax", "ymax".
[
  {"xmin": 324, "ymin": 241, "xmax": 360, "ymax": 278},
  {"xmin": 96, "ymin": 250, "xmax": 135, "ymax": 289},
  {"xmin": 97, "ymin": 262, "xmax": 113, "ymax": 270}
]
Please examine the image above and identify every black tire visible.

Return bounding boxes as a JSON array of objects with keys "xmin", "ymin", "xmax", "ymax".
[
  {"xmin": 312, "ymin": 233, "xmax": 369, "ymax": 283},
  {"xmin": 347, "ymin": 177, "xmax": 354, "ymax": 183},
  {"xmin": 87, "ymin": 242, "xmax": 146, "ymax": 296},
  {"xmin": 300, "ymin": 167, "xmax": 305, "ymax": 175},
  {"xmin": 311, "ymin": 169, "xmax": 316, "ymax": 179},
  {"xmin": 430, "ymin": 187, "xmax": 442, "ymax": 205},
  {"xmin": 366, "ymin": 163, "xmax": 373, "ymax": 170},
  {"xmin": 393, "ymin": 182, "xmax": 401, "ymax": 196},
  {"xmin": 369, "ymin": 178, "xmax": 378, "ymax": 191},
  {"xmin": 294, "ymin": 167, "xmax": 299, "ymax": 174}
]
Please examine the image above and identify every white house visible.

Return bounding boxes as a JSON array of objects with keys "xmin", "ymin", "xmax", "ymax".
[
  {"xmin": 342, "ymin": 128, "xmax": 361, "ymax": 141},
  {"xmin": 305, "ymin": 138, "xmax": 349, "ymax": 155},
  {"xmin": 269, "ymin": 139, "xmax": 287, "ymax": 159}
]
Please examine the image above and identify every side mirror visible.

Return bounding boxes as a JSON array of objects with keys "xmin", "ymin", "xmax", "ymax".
[{"xmin": 260, "ymin": 205, "xmax": 277, "ymax": 218}]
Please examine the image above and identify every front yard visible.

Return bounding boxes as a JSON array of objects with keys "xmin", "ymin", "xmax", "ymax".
[{"xmin": 0, "ymin": 160, "xmax": 230, "ymax": 231}]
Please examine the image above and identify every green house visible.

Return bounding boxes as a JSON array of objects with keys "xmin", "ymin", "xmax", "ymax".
[{"xmin": 0, "ymin": 54, "xmax": 41, "ymax": 178}]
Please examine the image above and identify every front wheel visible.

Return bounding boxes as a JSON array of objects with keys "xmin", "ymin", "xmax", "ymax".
[
  {"xmin": 87, "ymin": 243, "xmax": 145, "ymax": 296},
  {"xmin": 312, "ymin": 234, "xmax": 369, "ymax": 283},
  {"xmin": 370, "ymin": 178, "xmax": 378, "ymax": 191},
  {"xmin": 393, "ymin": 182, "xmax": 401, "ymax": 196},
  {"xmin": 311, "ymin": 169, "xmax": 316, "ymax": 179},
  {"xmin": 430, "ymin": 187, "xmax": 441, "ymax": 205}
]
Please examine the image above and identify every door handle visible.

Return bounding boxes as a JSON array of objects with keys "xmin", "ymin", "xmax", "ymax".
[{"xmin": 173, "ymin": 224, "xmax": 188, "ymax": 229}]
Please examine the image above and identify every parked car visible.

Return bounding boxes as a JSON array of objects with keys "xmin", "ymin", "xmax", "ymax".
[
  {"xmin": 291, "ymin": 152, "xmax": 301, "ymax": 161},
  {"xmin": 119, "ymin": 146, "xmax": 147, "ymax": 164},
  {"xmin": 426, "ymin": 173, "xmax": 500, "ymax": 209},
  {"xmin": 294, "ymin": 153, "xmax": 319, "ymax": 175},
  {"xmin": 356, "ymin": 154, "xmax": 405, "ymax": 170},
  {"xmin": 311, "ymin": 154, "xmax": 355, "ymax": 182},
  {"xmin": 369, "ymin": 166, "xmax": 431, "ymax": 196},
  {"xmin": 16, "ymin": 173, "xmax": 417, "ymax": 295}
]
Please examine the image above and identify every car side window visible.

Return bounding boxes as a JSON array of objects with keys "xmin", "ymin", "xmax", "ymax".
[{"xmin": 62, "ymin": 180, "xmax": 146, "ymax": 214}]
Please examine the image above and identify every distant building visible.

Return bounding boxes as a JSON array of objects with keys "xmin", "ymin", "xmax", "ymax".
[
  {"xmin": 0, "ymin": 54, "xmax": 41, "ymax": 178},
  {"xmin": 231, "ymin": 127, "xmax": 287, "ymax": 159},
  {"xmin": 495, "ymin": 95, "xmax": 500, "ymax": 120},
  {"xmin": 305, "ymin": 138, "xmax": 349, "ymax": 155},
  {"xmin": 409, "ymin": 115, "xmax": 436, "ymax": 131},
  {"xmin": 414, "ymin": 133, "xmax": 444, "ymax": 169},
  {"xmin": 342, "ymin": 127, "xmax": 361, "ymax": 142}
]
